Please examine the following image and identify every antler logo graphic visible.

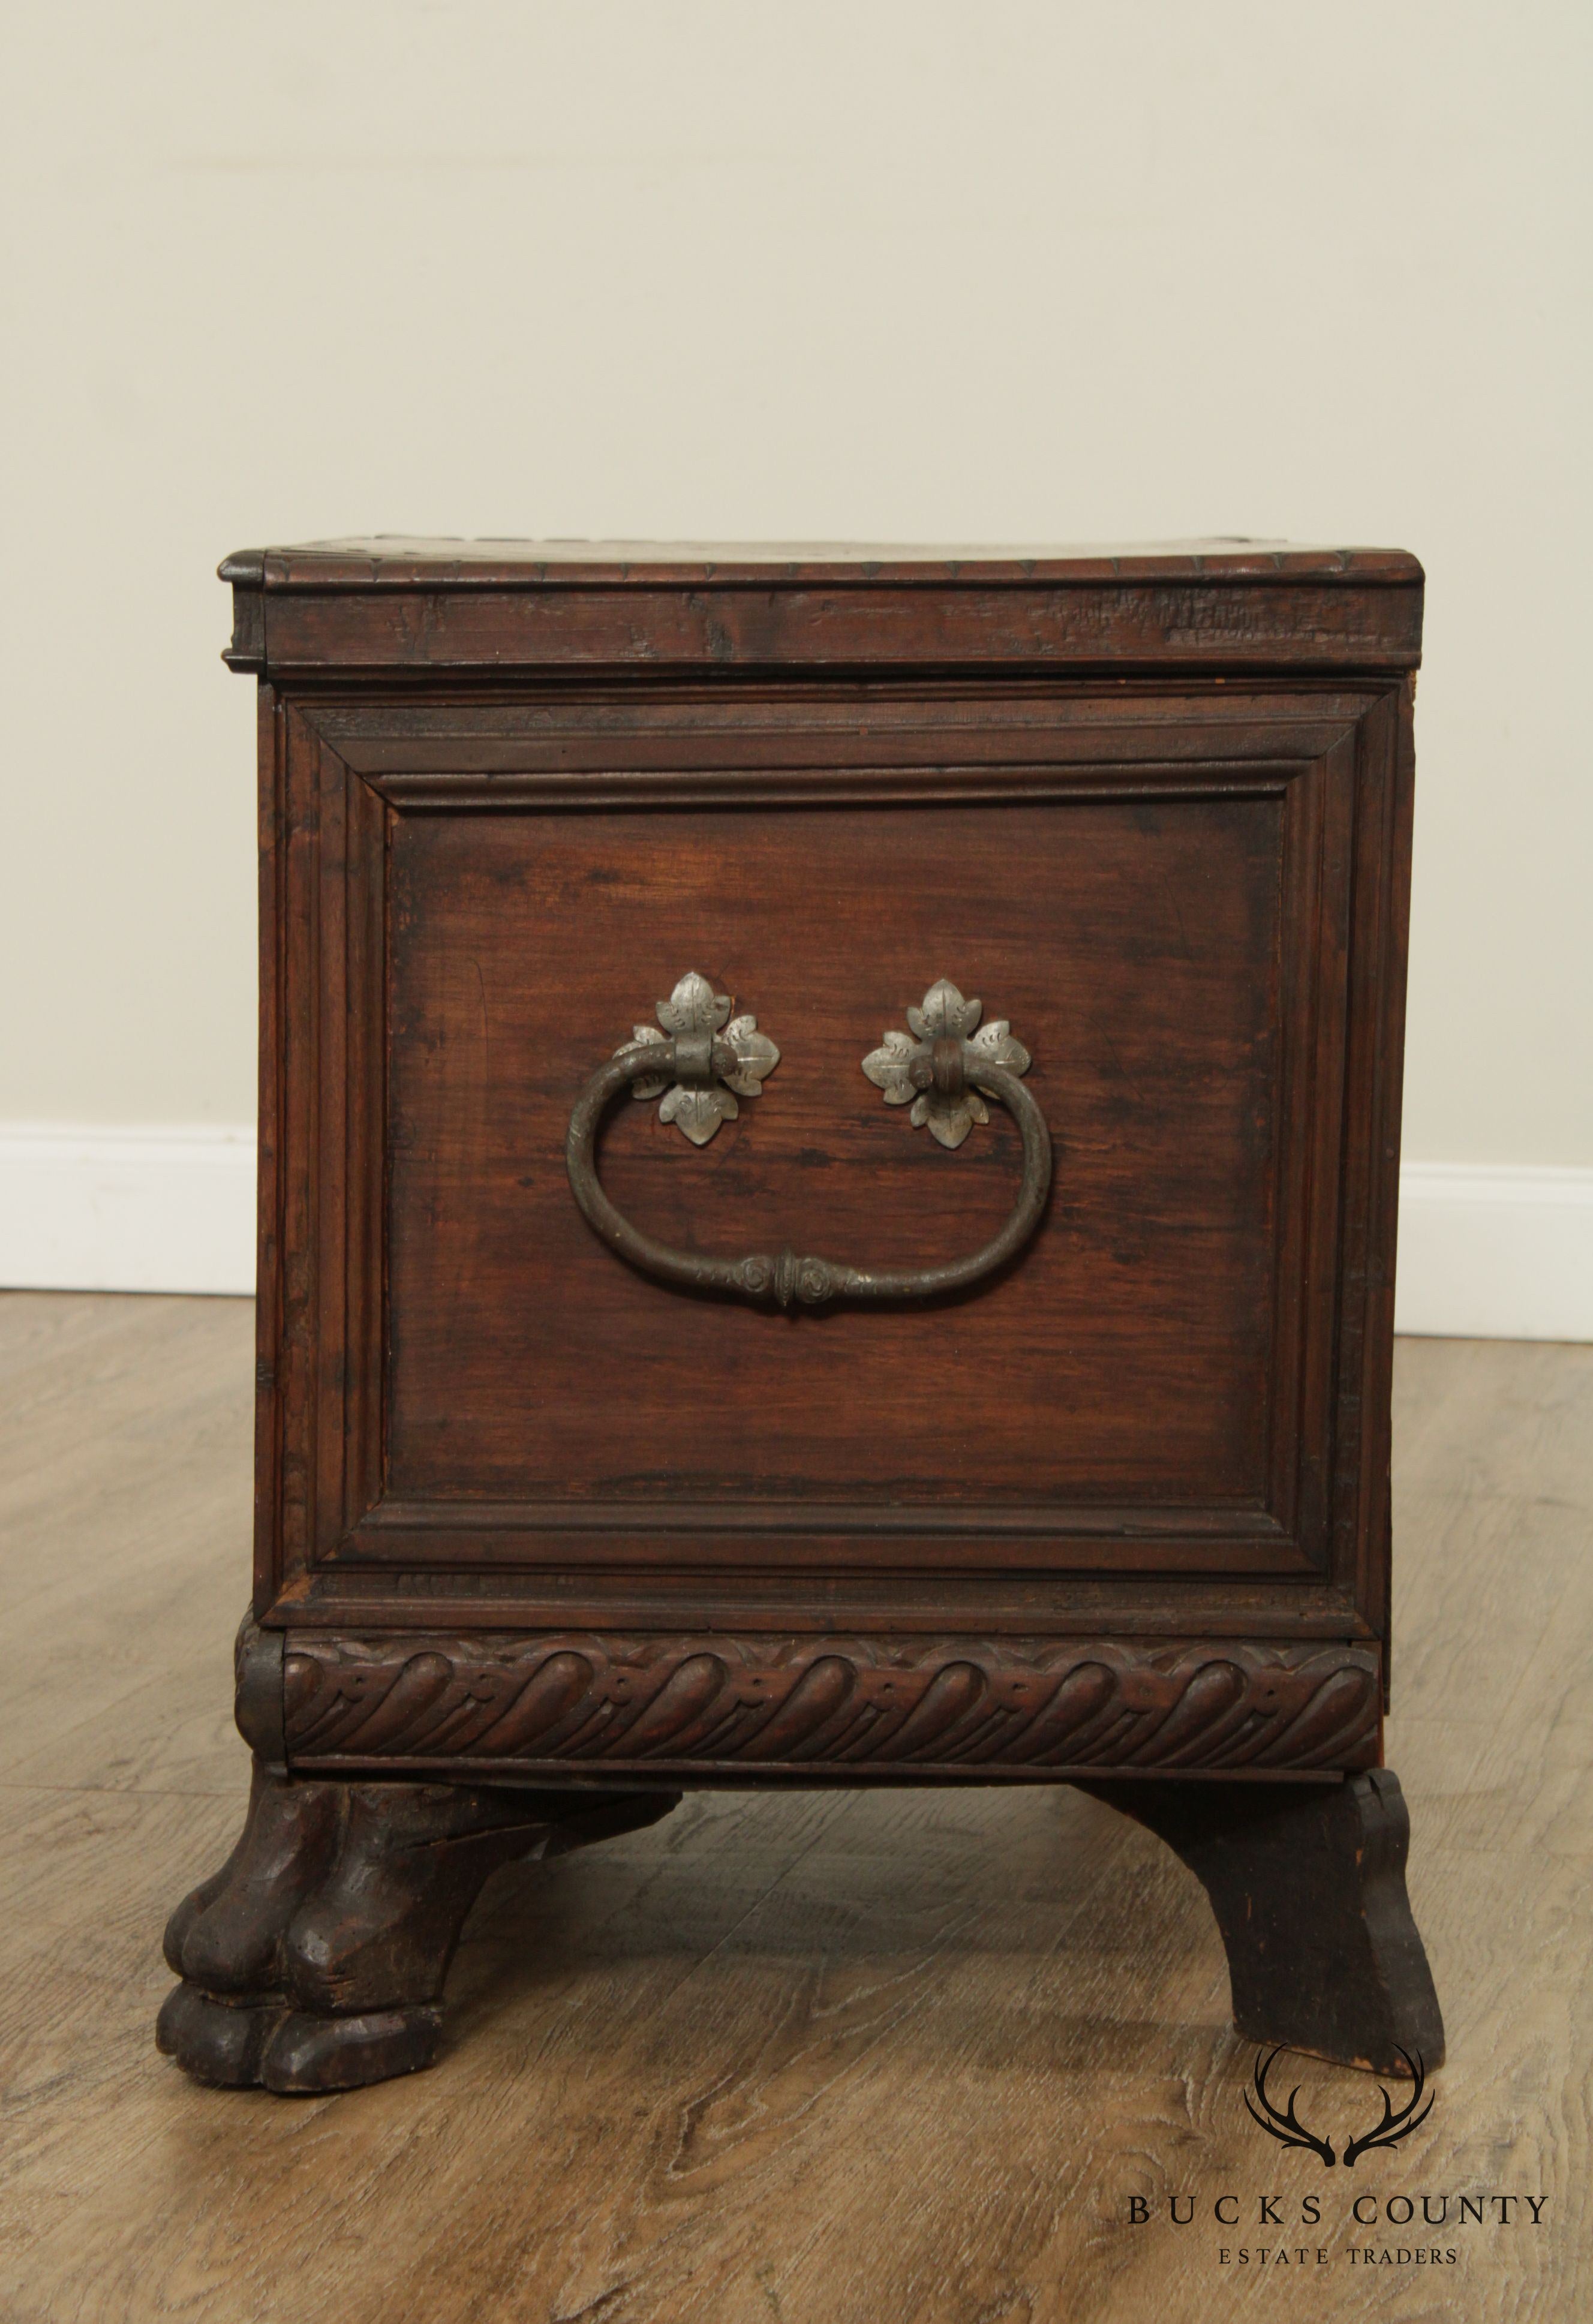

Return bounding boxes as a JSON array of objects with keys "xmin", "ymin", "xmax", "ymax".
[
  {"xmin": 1244, "ymin": 2048, "xmax": 1337, "ymax": 2165},
  {"xmin": 1342, "ymin": 2050, "xmax": 1434, "ymax": 2166},
  {"xmin": 1242, "ymin": 2047, "xmax": 1433, "ymax": 2169}
]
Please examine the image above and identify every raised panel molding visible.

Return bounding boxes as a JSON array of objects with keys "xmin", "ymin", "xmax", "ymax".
[{"xmin": 263, "ymin": 690, "xmax": 1361, "ymax": 1609}]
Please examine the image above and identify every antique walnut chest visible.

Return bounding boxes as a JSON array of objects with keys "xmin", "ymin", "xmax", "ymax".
[{"xmin": 159, "ymin": 540, "xmax": 1443, "ymax": 2094}]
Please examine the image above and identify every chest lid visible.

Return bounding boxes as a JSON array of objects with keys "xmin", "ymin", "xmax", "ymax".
[{"xmin": 221, "ymin": 538, "xmax": 1423, "ymax": 677}]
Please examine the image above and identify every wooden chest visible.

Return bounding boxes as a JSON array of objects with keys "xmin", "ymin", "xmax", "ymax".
[{"xmin": 159, "ymin": 540, "xmax": 1442, "ymax": 2094}]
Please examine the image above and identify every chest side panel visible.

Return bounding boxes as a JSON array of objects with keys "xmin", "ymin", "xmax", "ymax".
[{"xmin": 259, "ymin": 679, "xmax": 1406, "ymax": 1638}]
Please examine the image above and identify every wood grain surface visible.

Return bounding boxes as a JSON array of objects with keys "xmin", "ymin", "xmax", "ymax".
[
  {"xmin": 221, "ymin": 540, "xmax": 1424, "ymax": 677},
  {"xmin": 386, "ymin": 794, "xmax": 1281, "ymax": 1510},
  {"xmin": 0, "ymin": 1290, "xmax": 1586, "ymax": 2322},
  {"xmin": 263, "ymin": 672, "xmax": 1409, "ymax": 1641}
]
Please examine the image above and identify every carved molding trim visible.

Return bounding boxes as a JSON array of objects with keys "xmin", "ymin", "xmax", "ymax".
[{"xmin": 273, "ymin": 1630, "xmax": 1381, "ymax": 1776}]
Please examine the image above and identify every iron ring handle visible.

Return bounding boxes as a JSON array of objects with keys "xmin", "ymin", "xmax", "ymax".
[{"xmin": 566, "ymin": 1032, "xmax": 1053, "ymax": 1312}]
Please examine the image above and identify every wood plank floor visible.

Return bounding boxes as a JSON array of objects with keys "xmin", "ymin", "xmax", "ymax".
[{"xmin": 0, "ymin": 1292, "xmax": 1587, "ymax": 2323}]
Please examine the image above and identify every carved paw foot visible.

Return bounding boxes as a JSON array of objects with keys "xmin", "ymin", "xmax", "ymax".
[
  {"xmin": 156, "ymin": 1983, "xmax": 443, "ymax": 2092},
  {"xmin": 1080, "ymin": 1767, "xmax": 1445, "ymax": 2073},
  {"xmin": 163, "ymin": 1760, "xmax": 341, "ymax": 1997},
  {"xmin": 158, "ymin": 1765, "xmax": 678, "ymax": 2092}
]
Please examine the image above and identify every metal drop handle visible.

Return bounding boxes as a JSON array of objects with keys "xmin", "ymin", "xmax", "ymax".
[{"xmin": 565, "ymin": 974, "xmax": 1053, "ymax": 1310}]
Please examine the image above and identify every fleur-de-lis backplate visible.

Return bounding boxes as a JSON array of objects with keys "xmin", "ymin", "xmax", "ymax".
[
  {"xmin": 615, "ymin": 970, "xmax": 780, "ymax": 1146},
  {"xmin": 861, "ymin": 978, "xmax": 1033, "ymax": 1149}
]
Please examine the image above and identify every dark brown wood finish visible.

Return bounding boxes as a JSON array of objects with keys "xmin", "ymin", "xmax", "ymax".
[
  {"xmin": 160, "ymin": 539, "xmax": 1436, "ymax": 2090},
  {"xmin": 275, "ymin": 1628, "xmax": 1384, "ymax": 1781},
  {"xmin": 221, "ymin": 539, "xmax": 1424, "ymax": 678},
  {"xmin": 158, "ymin": 1760, "xmax": 679, "ymax": 2092},
  {"xmin": 255, "ymin": 678, "xmax": 1399, "ymax": 1635},
  {"xmin": 1080, "ymin": 1769, "xmax": 1445, "ymax": 2075}
]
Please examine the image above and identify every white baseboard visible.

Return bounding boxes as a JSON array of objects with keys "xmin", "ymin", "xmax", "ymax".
[
  {"xmin": 1393, "ymin": 1162, "xmax": 1593, "ymax": 1342},
  {"xmin": 0, "ymin": 1125, "xmax": 257, "ymax": 1295},
  {"xmin": 1, "ymin": 1129, "xmax": 1589, "ymax": 1339}
]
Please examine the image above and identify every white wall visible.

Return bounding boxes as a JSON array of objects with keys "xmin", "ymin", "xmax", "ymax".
[{"xmin": 1, "ymin": 3, "xmax": 1589, "ymax": 1325}]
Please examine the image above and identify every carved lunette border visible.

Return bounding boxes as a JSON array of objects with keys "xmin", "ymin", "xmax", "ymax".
[{"xmin": 261, "ymin": 1628, "xmax": 1381, "ymax": 1777}]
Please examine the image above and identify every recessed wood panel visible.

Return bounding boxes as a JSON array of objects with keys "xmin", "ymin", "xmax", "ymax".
[{"xmin": 383, "ymin": 792, "xmax": 1288, "ymax": 1532}]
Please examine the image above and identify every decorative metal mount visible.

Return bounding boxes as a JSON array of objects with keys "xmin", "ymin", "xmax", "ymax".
[
  {"xmin": 617, "ymin": 970, "xmax": 780, "ymax": 1146},
  {"xmin": 862, "ymin": 978, "xmax": 1033, "ymax": 1150},
  {"xmin": 566, "ymin": 972, "xmax": 1053, "ymax": 1309}
]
